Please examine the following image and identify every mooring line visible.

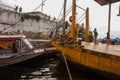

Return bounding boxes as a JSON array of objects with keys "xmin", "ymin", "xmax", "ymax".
[{"xmin": 62, "ymin": 49, "xmax": 73, "ymax": 80}]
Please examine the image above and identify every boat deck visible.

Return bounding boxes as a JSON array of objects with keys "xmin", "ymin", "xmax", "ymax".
[
  {"xmin": 82, "ymin": 42, "xmax": 120, "ymax": 57},
  {"xmin": 0, "ymin": 49, "xmax": 16, "ymax": 58},
  {"xmin": 0, "ymin": 47, "xmax": 57, "ymax": 67},
  {"xmin": 0, "ymin": 41, "xmax": 58, "ymax": 67}
]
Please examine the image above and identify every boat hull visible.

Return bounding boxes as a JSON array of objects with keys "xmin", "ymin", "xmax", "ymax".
[
  {"xmin": 52, "ymin": 41, "xmax": 120, "ymax": 78},
  {"xmin": 0, "ymin": 47, "xmax": 58, "ymax": 68}
]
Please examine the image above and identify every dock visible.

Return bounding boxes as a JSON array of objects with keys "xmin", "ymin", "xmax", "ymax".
[
  {"xmin": 52, "ymin": 41, "xmax": 120, "ymax": 77},
  {"xmin": 80, "ymin": 42, "xmax": 120, "ymax": 77},
  {"xmin": 83, "ymin": 42, "xmax": 120, "ymax": 57}
]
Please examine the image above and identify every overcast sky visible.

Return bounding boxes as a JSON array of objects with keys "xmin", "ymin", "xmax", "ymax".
[{"xmin": 2, "ymin": 0, "xmax": 120, "ymax": 38}]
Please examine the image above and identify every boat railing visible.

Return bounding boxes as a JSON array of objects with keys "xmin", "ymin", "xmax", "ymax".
[
  {"xmin": 0, "ymin": 34, "xmax": 34, "ymax": 49},
  {"xmin": 22, "ymin": 38, "xmax": 34, "ymax": 49}
]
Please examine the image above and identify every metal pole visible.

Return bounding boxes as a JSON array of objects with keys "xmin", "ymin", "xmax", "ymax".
[
  {"xmin": 117, "ymin": 3, "xmax": 120, "ymax": 16},
  {"xmin": 41, "ymin": 0, "xmax": 43, "ymax": 12},
  {"xmin": 62, "ymin": 0, "xmax": 67, "ymax": 36},
  {"xmin": 20, "ymin": 40, "xmax": 22, "ymax": 53},
  {"xmin": 107, "ymin": 3, "xmax": 111, "ymax": 44},
  {"xmin": 85, "ymin": 8, "xmax": 89, "ymax": 42}
]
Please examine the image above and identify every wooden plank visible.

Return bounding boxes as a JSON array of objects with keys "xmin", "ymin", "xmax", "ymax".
[{"xmin": 82, "ymin": 42, "xmax": 120, "ymax": 57}]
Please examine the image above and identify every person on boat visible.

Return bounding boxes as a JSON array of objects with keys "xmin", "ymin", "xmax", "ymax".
[
  {"xmin": 106, "ymin": 32, "xmax": 110, "ymax": 42},
  {"xmin": 49, "ymin": 31, "xmax": 53, "ymax": 39},
  {"xmin": 12, "ymin": 41, "xmax": 18, "ymax": 53},
  {"xmin": 93, "ymin": 28, "xmax": 98, "ymax": 44},
  {"xmin": 78, "ymin": 24, "xmax": 85, "ymax": 41},
  {"xmin": 19, "ymin": 6, "xmax": 22, "ymax": 13},
  {"xmin": 15, "ymin": 5, "xmax": 18, "ymax": 12},
  {"xmin": 89, "ymin": 31, "xmax": 93, "ymax": 42}
]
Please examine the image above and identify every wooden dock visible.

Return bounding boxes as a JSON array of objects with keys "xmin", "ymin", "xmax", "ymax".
[{"xmin": 82, "ymin": 42, "xmax": 120, "ymax": 56}]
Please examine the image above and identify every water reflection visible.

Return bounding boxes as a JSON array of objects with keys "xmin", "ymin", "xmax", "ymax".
[
  {"xmin": 0, "ymin": 55, "xmax": 106, "ymax": 80},
  {"xmin": 0, "ymin": 56, "xmax": 64, "ymax": 80}
]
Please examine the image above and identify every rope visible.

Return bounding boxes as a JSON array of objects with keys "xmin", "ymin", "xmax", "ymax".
[
  {"xmin": 62, "ymin": 48, "xmax": 73, "ymax": 80},
  {"xmin": 47, "ymin": 2, "xmax": 64, "ymax": 35},
  {"xmin": 76, "ymin": 12, "xmax": 85, "ymax": 22},
  {"xmin": 66, "ymin": 7, "xmax": 72, "ymax": 17},
  {"xmin": 76, "ymin": 5, "xmax": 86, "ymax": 11},
  {"xmin": 32, "ymin": 0, "xmax": 47, "ymax": 12},
  {"xmin": 78, "ymin": 15, "xmax": 85, "ymax": 23},
  {"xmin": 56, "ymin": 4, "xmax": 64, "ymax": 22}
]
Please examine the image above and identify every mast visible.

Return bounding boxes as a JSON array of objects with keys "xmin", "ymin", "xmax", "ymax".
[
  {"xmin": 119, "ymin": 4, "xmax": 120, "ymax": 15},
  {"xmin": 117, "ymin": 3, "xmax": 120, "ymax": 16},
  {"xmin": 119, "ymin": 3, "xmax": 120, "ymax": 15},
  {"xmin": 62, "ymin": 0, "xmax": 67, "ymax": 36},
  {"xmin": 70, "ymin": 0, "xmax": 76, "ymax": 38},
  {"xmin": 41, "ymin": 0, "xmax": 43, "ymax": 12},
  {"xmin": 85, "ymin": 8, "xmax": 89, "ymax": 42},
  {"xmin": 107, "ymin": 3, "xmax": 111, "ymax": 44}
]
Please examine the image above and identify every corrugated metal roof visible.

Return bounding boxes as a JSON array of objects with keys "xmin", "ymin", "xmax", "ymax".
[{"xmin": 94, "ymin": 0, "xmax": 120, "ymax": 5}]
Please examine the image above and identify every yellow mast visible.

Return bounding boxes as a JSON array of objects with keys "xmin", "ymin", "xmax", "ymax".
[
  {"xmin": 70, "ymin": 0, "xmax": 76, "ymax": 38},
  {"xmin": 85, "ymin": 8, "xmax": 89, "ymax": 42}
]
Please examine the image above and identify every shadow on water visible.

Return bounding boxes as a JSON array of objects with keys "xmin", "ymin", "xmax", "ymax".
[
  {"xmin": 0, "ymin": 54, "xmax": 112, "ymax": 80},
  {"xmin": 0, "ymin": 55, "xmax": 59, "ymax": 80}
]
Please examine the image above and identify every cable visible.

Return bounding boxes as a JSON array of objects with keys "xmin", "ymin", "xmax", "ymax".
[
  {"xmin": 77, "ymin": 12, "xmax": 85, "ymax": 21},
  {"xmin": 62, "ymin": 48, "xmax": 73, "ymax": 80},
  {"xmin": 32, "ymin": 0, "xmax": 47, "ymax": 12}
]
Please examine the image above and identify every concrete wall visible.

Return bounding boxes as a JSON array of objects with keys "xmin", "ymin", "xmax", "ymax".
[{"xmin": 0, "ymin": 8, "xmax": 57, "ymax": 38}]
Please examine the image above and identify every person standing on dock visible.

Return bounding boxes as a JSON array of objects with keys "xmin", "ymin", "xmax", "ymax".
[
  {"xmin": 19, "ymin": 7, "xmax": 22, "ymax": 13},
  {"xmin": 93, "ymin": 28, "xmax": 98, "ymax": 44}
]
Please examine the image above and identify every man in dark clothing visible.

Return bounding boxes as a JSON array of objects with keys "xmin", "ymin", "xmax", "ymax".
[
  {"xmin": 93, "ymin": 28, "xmax": 98, "ymax": 44},
  {"xmin": 19, "ymin": 7, "xmax": 22, "ymax": 13},
  {"xmin": 12, "ymin": 42, "xmax": 18, "ymax": 53}
]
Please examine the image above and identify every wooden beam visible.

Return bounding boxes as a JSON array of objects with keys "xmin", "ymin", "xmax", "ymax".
[{"xmin": 94, "ymin": 0, "xmax": 120, "ymax": 6}]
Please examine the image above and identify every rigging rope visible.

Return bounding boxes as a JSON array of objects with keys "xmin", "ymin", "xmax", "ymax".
[
  {"xmin": 66, "ymin": 7, "xmax": 72, "ymax": 17},
  {"xmin": 32, "ymin": 0, "xmax": 47, "ymax": 12},
  {"xmin": 49, "ymin": 3, "xmax": 72, "ymax": 36},
  {"xmin": 57, "ymin": 2, "xmax": 72, "ymax": 21},
  {"xmin": 56, "ymin": 4, "xmax": 64, "ymax": 22},
  {"xmin": 62, "ymin": 48, "xmax": 73, "ymax": 80},
  {"xmin": 77, "ymin": 12, "xmax": 86, "ymax": 23},
  {"xmin": 78, "ymin": 16, "xmax": 85, "ymax": 23}
]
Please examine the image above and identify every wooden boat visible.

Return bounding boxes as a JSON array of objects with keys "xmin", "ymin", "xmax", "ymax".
[
  {"xmin": 0, "ymin": 34, "xmax": 57, "ymax": 67},
  {"xmin": 52, "ymin": 0, "xmax": 120, "ymax": 79},
  {"xmin": 0, "ymin": 1, "xmax": 58, "ymax": 67}
]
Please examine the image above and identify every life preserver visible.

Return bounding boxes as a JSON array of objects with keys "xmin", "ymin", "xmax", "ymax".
[{"xmin": 69, "ymin": 16, "xmax": 72, "ymax": 22}]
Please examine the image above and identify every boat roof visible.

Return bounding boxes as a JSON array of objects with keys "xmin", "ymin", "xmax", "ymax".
[
  {"xmin": 0, "ymin": 37, "xmax": 21, "ymax": 42},
  {"xmin": 94, "ymin": 0, "xmax": 120, "ymax": 6},
  {"xmin": 0, "ymin": 35, "xmax": 25, "ymax": 42}
]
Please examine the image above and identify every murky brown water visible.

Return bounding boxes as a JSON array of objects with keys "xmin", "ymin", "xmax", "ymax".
[{"xmin": 0, "ymin": 54, "xmax": 109, "ymax": 80}]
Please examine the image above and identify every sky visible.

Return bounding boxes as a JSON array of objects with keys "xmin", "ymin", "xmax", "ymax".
[{"xmin": 2, "ymin": 0, "xmax": 120, "ymax": 38}]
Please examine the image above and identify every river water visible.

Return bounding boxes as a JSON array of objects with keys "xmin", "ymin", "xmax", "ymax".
[{"xmin": 0, "ymin": 54, "xmax": 108, "ymax": 80}]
